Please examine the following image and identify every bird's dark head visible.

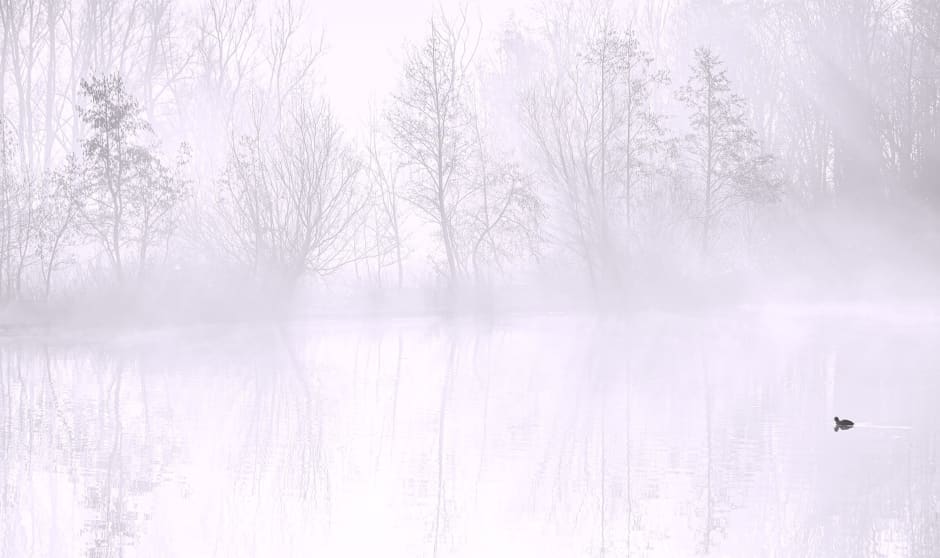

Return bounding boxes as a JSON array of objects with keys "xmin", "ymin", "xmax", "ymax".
[{"xmin": 834, "ymin": 416, "xmax": 839, "ymax": 422}]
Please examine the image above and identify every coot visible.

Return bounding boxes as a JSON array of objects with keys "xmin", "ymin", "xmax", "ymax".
[{"xmin": 834, "ymin": 416, "xmax": 854, "ymax": 431}]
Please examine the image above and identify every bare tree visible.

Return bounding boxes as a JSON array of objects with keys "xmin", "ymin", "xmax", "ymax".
[
  {"xmin": 129, "ymin": 141, "xmax": 189, "ymax": 277},
  {"xmin": 35, "ymin": 156, "xmax": 80, "ymax": 297},
  {"xmin": 366, "ymin": 112, "xmax": 407, "ymax": 289},
  {"xmin": 0, "ymin": 116, "xmax": 35, "ymax": 298},
  {"xmin": 387, "ymin": 11, "xmax": 480, "ymax": 285},
  {"xmin": 214, "ymin": 95, "xmax": 366, "ymax": 289},
  {"xmin": 184, "ymin": 0, "xmax": 323, "ymax": 180},
  {"xmin": 523, "ymin": 10, "xmax": 666, "ymax": 288},
  {"xmin": 139, "ymin": 0, "xmax": 195, "ymax": 127},
  {"xmin": 262, "ymin": 0, "xmax": 324, "ymax": 118},
  {"xmin": 2, "ymin": 0, "xmax": 44, "ymax": 171},
  {"xmin": 464, "ymin": 111, "xmax": 541, "ymax": 281},
  {"xmin": 194, "ymin": 0, "xmax": 258, "ymax": 122}
]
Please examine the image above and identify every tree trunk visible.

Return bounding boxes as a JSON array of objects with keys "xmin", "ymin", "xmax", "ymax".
[
  {"xmin": 702, "ymin": 78, "xmax": 714, "ymax": 259},
  {"xmin": 112, "ymin": 214, "xmax": 124, "ymax": 282},
  {"xmin": 702, "ymin": 346, "xmax": 713, "ymax": 554},
  {"xmin": 43, "ymin": 0, "xmax": 56, "ymax": 174},
  {"xmin": 138, "ymin": 223, "xmax": 149, "ymax": 280},
  {"xmin": 432, "ymin": 338, "xmax": 455, "ymax": 558},
  {"xmin": 437, "ymin": 182, "xmax": 457, "ymax": 284},
  {"xmin": 395, "ymin": 237, "xmax": 403, "ymax": 289}
]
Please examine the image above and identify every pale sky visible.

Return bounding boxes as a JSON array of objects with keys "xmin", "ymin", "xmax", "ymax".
[{"xmin": 310, "ymin": 0, "xmax": 538, "ymax": 132}]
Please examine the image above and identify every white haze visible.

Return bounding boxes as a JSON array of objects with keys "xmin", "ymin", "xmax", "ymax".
[{"xmin": 1, "ymin": 0, "xmax": 939, "ymax": 556}]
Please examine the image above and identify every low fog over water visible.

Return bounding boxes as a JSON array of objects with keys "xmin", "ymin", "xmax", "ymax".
[
  {"xmin": 3, "ymin": 313, "xmax": 940, "ymax": 556},
  {"xmin": 1, "ymin": 0, "xmax": 939, "ymax": 556}
]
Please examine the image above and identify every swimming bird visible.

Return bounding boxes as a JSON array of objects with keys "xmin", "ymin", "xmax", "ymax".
[{"xmin": 834, "ymin": 416, "xmax": 854, "ymax": 431}]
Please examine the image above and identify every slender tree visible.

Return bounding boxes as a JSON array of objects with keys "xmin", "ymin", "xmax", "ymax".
[
  {"xmin": 524, "ymin": 12, "xmax": 668, "ymax": 288},
  {"xmin": 387, "ymin": 11, "xmax": 480, "ymax": 285},
  {"xmin": 75, "ymin": 74, "xmax": 186, "ymax": 282},
  {"xmin": 522, "ymin": 11, "xmax": 615, "ymax": 288},
  {"xmin": 366, "ymin": 113, "xmax": 407, "ymax": 289},
  {"xmin": 677, "ymin": 47, "xmax": 779, "ymax": 257},
  {"xmin": 35, "ymin": 156, "xmax": 80, "ymax": 297},
  {"xmin": 0, "ymin": 116, "xmax": 35, "ymax": 298},
  {"xmin": 585, "ymin": 27, "xmax": 668, "ymax": 236}
]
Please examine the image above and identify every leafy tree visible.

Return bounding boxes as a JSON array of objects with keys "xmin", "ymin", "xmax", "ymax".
[
  {"xmin": 585, "ymin": 27, "xmax": 669, "ymax": 233},
  {"xmin": 677, "ymin": 47, "xmax": 779, "ymax": 257},
  {"xmin": 75, "ymin": 74, "xmax": 187, "ymax": 282}
]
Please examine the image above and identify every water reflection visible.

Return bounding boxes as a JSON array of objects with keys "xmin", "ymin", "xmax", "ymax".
[{"xmin": 1, "ymin": 314, "xmax": 939, "ymax": 556}]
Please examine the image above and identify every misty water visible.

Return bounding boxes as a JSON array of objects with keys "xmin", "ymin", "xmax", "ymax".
[{"xmin": 2, "ymin": 311, "xmax": 939, "ymax": 557}]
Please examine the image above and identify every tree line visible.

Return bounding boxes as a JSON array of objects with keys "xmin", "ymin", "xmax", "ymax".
[{"xmin": 0, "ymin": 0, "xmax": 937, "ymax": 312}]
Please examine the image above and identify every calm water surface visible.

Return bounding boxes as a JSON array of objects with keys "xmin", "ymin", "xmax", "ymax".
[{"xmin": 1, "ymin": 312, "xmax": 938, "ymax": 557}]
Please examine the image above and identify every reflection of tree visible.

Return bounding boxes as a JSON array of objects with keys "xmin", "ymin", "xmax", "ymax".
[
  {"xmin": 624, "ymin": 346, "xmax": 633, "ymax": 557},
  {"xmin": 279, "ymin": 326, "xmax": 328, "ymax": 508},
  {"xmin": 83, "ymin": 360, "xmax": 134, "ymax": 558},
  {"xmin": 374, "ymin": 330, "xmax": 406, "ymax": 467},
  {"xmin": 531, "ymin": 323, "xmax": 645, "ymax": 556},
  {"xmin": 599, "ymin": 386, "xmax": 607, "ymax": 556},
  {"xmin": 237, "ymin": 325, "xmax": 329, "ymax": 515},
  {"xmin": 66, "ymin": 351, "xmax": 168, "ymax": 558},
  {"xmin": 701, "ymin": 344, "xmax": 713, "ymax": 555},
  {"xmin": 910, "ymin": 433, "xmax": 940, "ymax": 555},
  {"xmin": 7, "ymin": 317, "xmax": 940, "ymax": 557},
  {"xmin": 432, "ymin": 337, "xmax": 456, "ymax": 558},
  {"xmin": 472, "ymin": 334, "xmax": 490, "ymax": 503},
  {"xmin": 695, "ymin": 336, "xmax": 754, "ymax": 556},
  {"xmin": 1, "ymin": 347, "xmax": 20, "ymax": 554},
  {"xmin": 392, "ymin": 333, "xmax": 403, "ymax": 452}
]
